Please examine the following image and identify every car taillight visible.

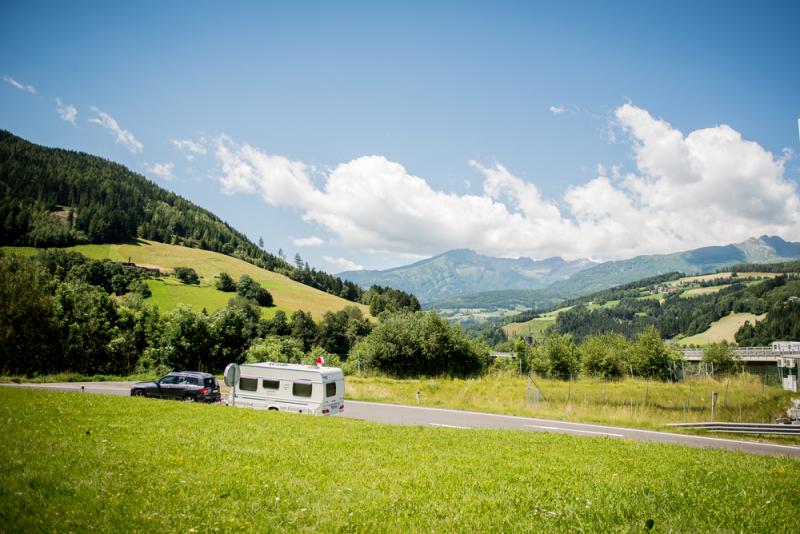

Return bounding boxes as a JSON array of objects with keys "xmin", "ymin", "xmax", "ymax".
[
  {"xmin": 322, "ymin": 408, "xmax": 330, "ymax": 414},
  {"xmin": 198, "ymin": 388, "xmax": 207, "ymax": 395}
]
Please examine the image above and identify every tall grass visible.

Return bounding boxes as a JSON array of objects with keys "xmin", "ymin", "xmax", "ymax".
[{"xmin": 346, "ymin": 371, "xmax": 794, "ymax": 430}]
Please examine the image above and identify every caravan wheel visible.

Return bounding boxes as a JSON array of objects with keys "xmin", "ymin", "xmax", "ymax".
[{"xmin": 268, "ymin": 407, "xmax": 279, "ymax": 411}]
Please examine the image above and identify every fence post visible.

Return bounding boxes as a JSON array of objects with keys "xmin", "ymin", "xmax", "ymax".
[
  {"xmin": 711, "ymin": 391, "xmax": 718, "ymax": 421},
  {"xmin": 568, "ymin": 375, "xmax": 572, "ymax": 403},
  {"xmin": 526, "ymin": 374, "xmax": 531, "ymax": 405}
]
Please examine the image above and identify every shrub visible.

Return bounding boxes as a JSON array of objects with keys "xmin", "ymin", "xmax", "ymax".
[
  {"xmin": 215, "ymin": 271, "xmax": 236, "ymax": 292},
  {"xmin": 632, "ymin": 326, "xmax": 682, "ymax": 381},
  {"xmin": 350, "ymin": 311, "xmax": 490, "ymax": 378},
  {"xmin": 581, "ymin": 333, "xmax": 632, "ymax": 379},
  {"xmin": 236, "ymin": 274, "xmax": 273, "ymax": 307},
  {"xmin": 702, "ymin": 341, "xmax": 741, "ymax": 375},
  {"xmin": 173, "ymin": 266, "xmax": 199, "ymax": 285},
  {"xmin": 530, "ymin": 333, "xmax": 580, "ymax": 379}
]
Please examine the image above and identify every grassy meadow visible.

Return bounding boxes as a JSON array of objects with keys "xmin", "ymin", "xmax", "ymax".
[
  {"xmin": 678, "ymin": 312, "xmax": 767, "ymax": 346},
  {"xmin": 2, "ymin": 240, "xmax": 370, "ymax": 319},
  {"xmin": 345, "ymin": 372, "xmax": 795, "ymax": 431},
  {"xmin": 1, "ymin": 388, "xmax": 798, "ymax": 532}
]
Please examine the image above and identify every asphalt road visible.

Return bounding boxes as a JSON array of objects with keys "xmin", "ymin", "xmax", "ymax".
[{"xmin": 5, "ymin": 381, "xmax": 800, "ymax": 458}]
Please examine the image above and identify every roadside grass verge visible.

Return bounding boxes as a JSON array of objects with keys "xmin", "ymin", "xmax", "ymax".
[
  {"xmin": 1, "ymin": 388, "xmax": 798, "ymax": 532},
  {"xmin": 346, "ymin": 372, "xmax": 795, "ymax": 432},
  {"xmin": 0, "ymin": 372, "xmax": 157, "ymax": 384}
]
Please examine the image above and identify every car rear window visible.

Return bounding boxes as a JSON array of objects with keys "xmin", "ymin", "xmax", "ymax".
[
  {"xmin": 204, "ymin": 377, "xmax": 217, "ymax": 388},
  {"xmin": 292, "ymin": 382, "xmax": 312, "ymax": 397},
  {"xmin": 325, "ymin": 382, "xmax": 337, "ymax": 397},
  {"xmin": 239, "ymin": 377, "xmax": 258, "ymax": 391}
]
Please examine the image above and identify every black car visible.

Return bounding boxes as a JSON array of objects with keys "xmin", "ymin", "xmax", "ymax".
[{"xmin": 131, "ymin": 371, "xmax": 221, "ymax": 403}]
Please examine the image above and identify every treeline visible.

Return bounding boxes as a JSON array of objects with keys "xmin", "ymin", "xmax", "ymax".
[
  {"xmin": 0, "ymin": 250, "xmax": 467, "ymax": 378},
  {"xmin": 0, "ymin": 130, "xmax": 416, "ymax": 306},
  {"xmin": 511, "ymin": 327, "xmax": 684, "ymax": 381},
  {"xmin": 719, "ymin": 260, "xmax": 800, "ymax": 273}
]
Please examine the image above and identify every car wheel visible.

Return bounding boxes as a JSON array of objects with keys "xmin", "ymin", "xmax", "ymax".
[
  {"xmin": 183, "ymin": 394, "xmax": 196, "ymax": 402},
  {"xmin": 133, "ymin": 390, "xmax": 146, "ymax": 397}
]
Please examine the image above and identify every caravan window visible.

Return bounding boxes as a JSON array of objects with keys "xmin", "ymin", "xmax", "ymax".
[
  {"xmin": 239, "ymin": 377, "xmax": 258, "ymax": 391},
  {"xmin": 262, "ymin": 379, "xmax": 280, "ymax": 391},
  {"xmin": 326, "ymin": 382, "xmax": 337, "ymax": 397},
  {"xmin": 292, "ymin": 382, "xmax": 312, "ymax": 397}
]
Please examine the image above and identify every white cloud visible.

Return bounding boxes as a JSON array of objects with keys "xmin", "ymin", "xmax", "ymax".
[
  {"xmin": 214, "ymin": 104, "xmax": 800, "ymax": 261},
  {"xmin": 293, "ymin": 236, "xmax": 325, "ymax": 247},
  {"xmin": 145, "ymin": 161, "xmax": 174, "ymax": 181},
  {"xmin": 172, "ymin": 138, "xmax": 207, "ymax": 161},
  {"xmin": 88, "ymin": 107, "xmax": 143, "ymax": 153},
  {"xmin": 55, "ymin": 98, "xmax": 77, "ymax": 125},
  {"xmin": 3, "ymin": 75, "xmax": 35, "ymax": 94},
  {"xmin": 550, "ymin": 104, "xmax": 580, "ymax": 115},
  {"xmin": 323, "ymin": 256, "xmax": 364, "ymax": 272}
]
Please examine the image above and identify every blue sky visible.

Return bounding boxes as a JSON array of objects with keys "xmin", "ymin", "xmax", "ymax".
[{"xmin": 2, "ymin": 1, "xmax": 799, "ymax": 271}]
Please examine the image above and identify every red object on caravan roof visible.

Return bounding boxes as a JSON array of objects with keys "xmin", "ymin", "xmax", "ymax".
[{"xmin": 316, "ymin": 356, "xmax": 325, "ymax": 366}]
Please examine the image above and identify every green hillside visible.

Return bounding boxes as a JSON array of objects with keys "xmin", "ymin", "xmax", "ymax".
[
  {"xmin": 5, "ymin": 240, "xmax": 370, "ymax": 319},
  {"xmin": 0, "ymin": 130, "xmax": 364, "ymax": 303}
]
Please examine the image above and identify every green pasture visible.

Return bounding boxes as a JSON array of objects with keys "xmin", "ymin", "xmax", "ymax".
[
  {"xmin": 678, "ymin": 312, "xmax": 767, "ymax": 346},
  {"xmin": 679, "ymin": 285, "xmax": 730, "ymax": 298},
  {"xmin": 145, "ymin": 278, "xmax": 286, "ymax": 318},
  {"xmin": 1, "ymin": 388, "xmax": 798, "ymax": 532}
]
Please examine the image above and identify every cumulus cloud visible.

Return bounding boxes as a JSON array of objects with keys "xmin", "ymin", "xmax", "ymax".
[
  {"xmin": 172, "ymin": 138, "xmax": 207, "ymax": 161},
  {"xmin": 3, "ymin": 75, "xmax": 35, "ymax": 94},
  {"xmin": 145, "ymin": 162, "xmax": 174, "ymax": 181},
  {"xmin": 55, "ymin": 98, "xmax": 77, "ymax": 125},
  {"xmin": 323, "ymin": 256, "xmax": 364, "ymax": 272},
  {"xmin": 214, "ymin": 104, "xmax": 800, "ymax": 260},
  {"xmin": 549, "ymin": 105, "xmax": 566, "ymax": 114},
  {"xmin": 88, "ymin": 107, "xmax": 143, "ymax": 153},
  {"xmin": 293, "ymin": 236, "xmax": 325, "ymax": 247}
]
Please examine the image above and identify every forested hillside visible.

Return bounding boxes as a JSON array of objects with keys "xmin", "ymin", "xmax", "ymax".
[
  {"xmin": 0, "ymin": 130, "xmax": 369, "ymax": 302},
  {"xmin": 471, "ymin": 266, "xmax": 800, "ymax": 348}
]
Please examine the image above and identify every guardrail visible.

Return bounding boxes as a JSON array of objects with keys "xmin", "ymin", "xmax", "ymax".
[
  {"xmin": 680, "ymin": 347, "xmax": 779, "ymax": 362},
  {"xmin": 668, "ymin": 422, "xmax": 800, "ymax": 435}
]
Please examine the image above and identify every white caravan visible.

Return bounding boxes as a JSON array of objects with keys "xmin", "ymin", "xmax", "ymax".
[{"xmin": 224, "ymin": 362, "xmax": 344, "ymax": 415}]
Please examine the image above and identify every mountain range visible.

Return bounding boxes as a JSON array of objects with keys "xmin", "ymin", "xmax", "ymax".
[
  {"xmin": 339, "ymin": 249, "xmax": 597, "ymax": 304},
  {"xmin": 340, "ymin": 236, "xmax": 800, "ymax": 311}
]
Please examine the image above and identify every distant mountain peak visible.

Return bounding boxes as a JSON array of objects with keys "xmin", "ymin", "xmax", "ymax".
[{"xmin": 339, "ymin": 249, "xmax": 596, "ymax": 303}]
